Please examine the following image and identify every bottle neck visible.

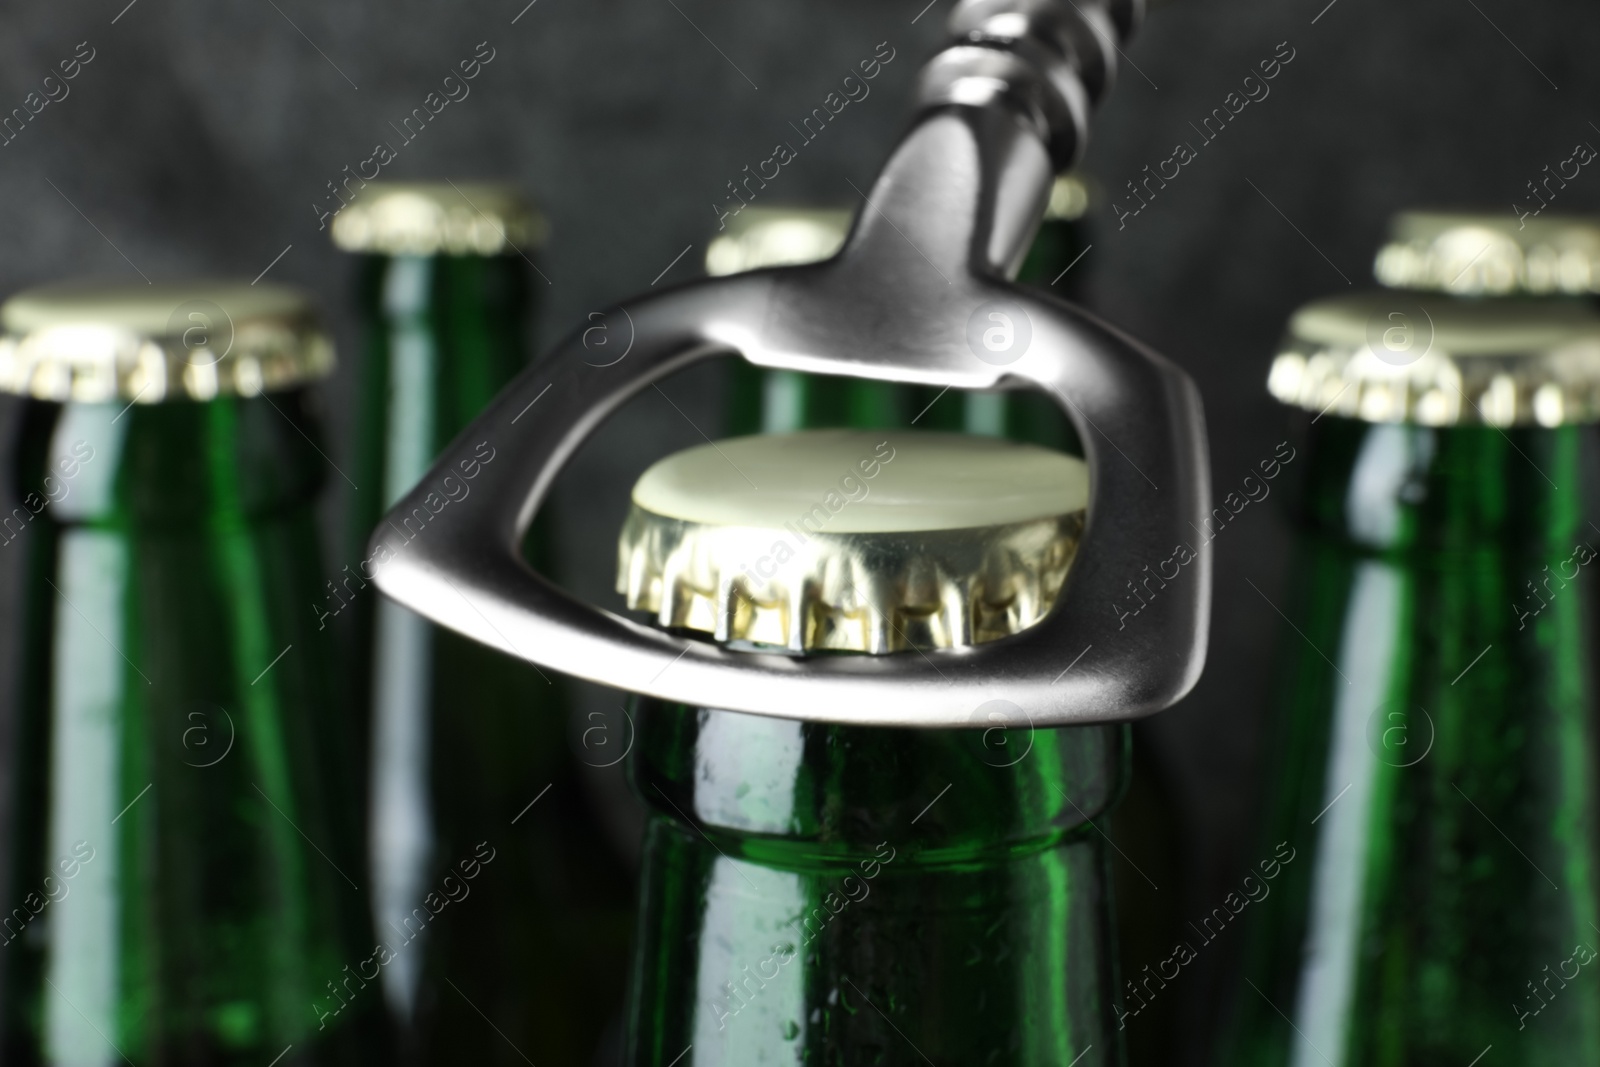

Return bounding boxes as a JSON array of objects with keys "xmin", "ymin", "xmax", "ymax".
[
  {"xmin": 635, "ymin": 702, "xmax": 1124, "ymax": 849},
  {"xmin": 626, "ymin": 694, "xmax": 1126, "ymax": 1065},
  {"xmin": 355, "ymin": 253, "xmax": 529, "ymax": 507},
  {"xmin": 11, "ymin": 390, "xmax": 325, "ymax": 529},
  {"xmin": 1295, "ymin": 415, "xmax": 1586, "ymax": 556}
]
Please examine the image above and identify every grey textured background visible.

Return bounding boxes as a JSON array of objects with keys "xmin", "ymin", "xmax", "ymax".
[{"xmin": 3, "ymin": 0, "xmax": 1599, "ymax": 1060}]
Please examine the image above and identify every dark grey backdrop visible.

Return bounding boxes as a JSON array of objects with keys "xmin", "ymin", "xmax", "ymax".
[{"xmin": 3, "ymin": 0, "xmax": 1598, "ymax": 1060}]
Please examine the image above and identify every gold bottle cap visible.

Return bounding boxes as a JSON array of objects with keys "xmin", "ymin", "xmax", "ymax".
[
  {"xmin": 617, "ymin": 429, "xmax": 1088, "ymax": 653},
  {"xmin": 0, "ymin": 279, "xmax": 334, "ymax": 403},
  {"xmin": 1043, "ymin": 172, "xmax": 1091, "ymax": 221},
  {"xmin": 1267, "ymin": 292, "xmax": 1600, "ymax": 426},
  {"xmin": 704, "ymin": 206, "xmax": 852, "ymax": 276},
  {"xmin": 1373, "ymin": 211, "xmax": 1600, "ymax": 295},
  {"xmin": 329, "ymin": 181, "xmax": 544, "ymax": 256}
]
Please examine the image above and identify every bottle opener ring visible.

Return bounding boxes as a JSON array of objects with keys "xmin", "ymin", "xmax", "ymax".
[{"xmin": 370, "ymin": 0, "xmax": 1211, "ymax": 728}]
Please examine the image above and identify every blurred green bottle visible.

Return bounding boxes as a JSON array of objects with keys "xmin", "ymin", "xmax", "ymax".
[
  {"xmin": 707, "ymin": 189, "xmax": 1183, "ymax": 1066},
  {"xmin": 616, "ymin": 429, "xmax": 1124, "ymax": 1065},
  {"xmin": 331, "ymin": 183, "xmax": 632, "ymax": 1065},
  {"xmin": 1374, "ymin": 209, "xmax": 1600, "ymax": 587},
  {"xmin": 1222, "ymin": 292, "xmax": 1600, "ymax": 1064},
  {"xmin": 0, "ymin": 280, "xmax": 381, "ymax": 1064}
]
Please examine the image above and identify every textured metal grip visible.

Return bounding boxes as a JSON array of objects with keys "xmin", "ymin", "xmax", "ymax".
[
  {"xmin": 368, "ymin": 1, "xmax": 1210, "ymax": 729},
  {"xmin": 919, "ymin": 0, "xmax": 1141, "ymax": 169}
]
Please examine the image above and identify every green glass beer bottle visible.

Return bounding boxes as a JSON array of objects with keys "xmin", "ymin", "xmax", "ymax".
[
  {"xmin": 330, "ymin": 182, "xmax": 633, "ymax": 1065},
  {"xmin": 913, "ymin": 172, "xmax": 1090, "ymax": 443},
  {"xmin": 616, "ymin": 429, "xmax": 1126, "ymax": 1065},
  {"xmin": 987, "ymin": 172, "xmax": 1093, "ymax": 449},
  {"xmin": 0, "ymin": 280, "xmax": 382, "ymax": 1064},
  {"xmin": 1009, "ymin": 175, "xmax": 1181, "ymax": 1066},
  {"xmin": 710, "ymin": 184, "xmax": 1083, "ymax": 449},
  {"xmin": 710, "ymin": 207, "xmax": 911, "ymax": 434},
  {"xmin": 708, "ymin": 195, "xmax": 1181, "ymax": 1064},
  {"xmin": 1017, "ymin": 172, "xmax": 1092, "ymax": 294},
  {"xmin": 1222, "ymin": 292, "xmax": 1600, "ymax": 1064}
]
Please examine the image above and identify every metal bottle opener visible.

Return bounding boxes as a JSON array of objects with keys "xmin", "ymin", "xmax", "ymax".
[{"xmin": 370, "ymin": 0, "xmax": 1212, "ymax": 728}]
